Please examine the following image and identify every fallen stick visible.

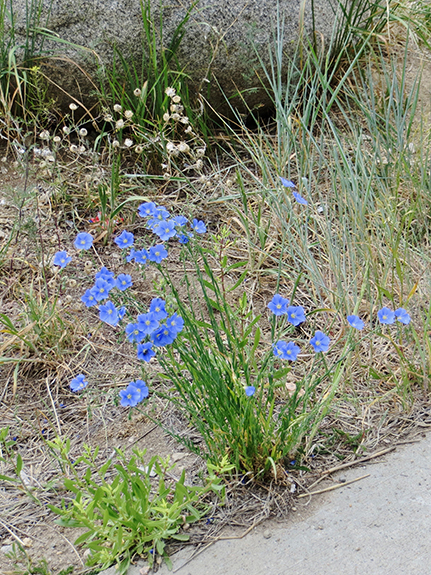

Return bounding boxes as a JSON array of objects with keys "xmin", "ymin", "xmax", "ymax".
[
  {"xmin": 298, "ymin": 473, "xmax": 370, "ymax": 498},
  {"xmin": 306, "ymin": 446, "xmax": 395, "ymax": 491}
]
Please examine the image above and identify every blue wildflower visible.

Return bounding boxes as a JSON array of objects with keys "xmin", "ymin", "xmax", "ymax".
[
  {"xmin": 118, "ymin": 306, "xmax": 126, "ymax": 321},
  {"xmin": 53, "ymin": 251, "xmax": 72, "ymax": 268},
  {"xmin": 81, "ymin": 289, "xmax": 98, "ymax": 308},
  {"xmin": 114, "ymin": 230, "xmax": 134, "ymax": 249},
  {"xmin": 292, "ymin": 191, "xmax": 308, "ymax": 205},
  {"xmin": 191, "ymin": 219, "xmax": 206, "ymax": 234},
  {"xmin": 280, "ymin": 177, "xmax": 295, "ymax": 188},
  {"xmin": 95, "ymin": 267, "xmax": 116, "ymax": 289},
  {"xmin": 125, "ymin": 323, "xmax": 146, "ymax": 343},
  {"xmin": 154, "ymin": 219, "xmax": 177, "ymax": 241},
  {"xmin": 99, "ymin": 301, "xmax": 119, "ymax": 326},
  {"xmin": 91, "ymin": 278, "xmax": 111, "ymax": 301},
  {"xmin": 126, "ymin": 248, "xmax": 137, "ymax": 263},
  {"xmin": 173, "ymin": 215, "xmax": 188, "ymax": 226},
  {"xmin": 377, "ymin": 307, "xmax": 395, "ymax": 325},
  {"xmin": 178, "ymin": 233, "xmax": 192, "ymax": 244},
  {"xmin": 116, "ymin": 273, "xmax": 132, "ymax": 291},
  {"xmin": 137, "ymin": 312, "xmax": 159, "ymax": 335},
  {"xmin": 310, "ymin": 330, "xmax": 330, "ymax": 353},
  {"xmin": 273, "ymin": 341, "xmax": 300, "ymax": 361},
  {"xmin": 286, "ymin": 306, "xmax": 306, "ymax": 326},
  {"xmin": 268, "ymin": 294, "xmax": 289, "ymax": 316},
  {"xmin": 74, "ymin": 232, "xmax": 93, "ymax": 250},
  {"xmin": 137, "ymin": 342, "xmax": 156, "ymax": 362},
  {"xmin": 150, "ymin": 325, "xmax": 176, "ymax": 347},
  {"xmin": 149, "ymin": 298, "xmax": 168, "ymax": 321},
  {"xmin": 130, "ymin": 380, "xmax": 149, "ymax": 402},
  {"xmin": 395, "ymin": 308, "xmax": 411, "ymax": 325},
  {"xmin": 347, "ymin": 315, "xmax": 365, "ymax": 330},
  {"xmin": 166, "ymin": 312, "xmax": 184, "ymax": 335},
  {"xmin": 245, "ymin": 386, "xmax": 256, "ymax": 397},
  {"xmin": 148, "ymin": 244, "xmax": 168, "ymax": 263},
  {"xmin": 119, "ymin": 385, "xmax": 141, "ymax": 407},
  {"xmin": 70, "ymin": 374, "xmax": 88, "ymax": 392},
  {"xmin": 153, "ymin": 206, "xmax": 170, "ymax": 221},
  {"xmin": 138, "ymin": 201, "xmax": 157, "ymax": 218}
]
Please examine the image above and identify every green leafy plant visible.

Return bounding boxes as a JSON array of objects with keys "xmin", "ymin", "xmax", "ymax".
[{"xmin": 47, "ymin": 437, "xmax": 233, "ymax": 573}]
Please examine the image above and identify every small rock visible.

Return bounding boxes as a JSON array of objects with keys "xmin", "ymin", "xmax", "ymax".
[
  {"xmin": 263, "ymin": 529, "xmax": 272, "ymax": 539},
  {"xmin": 22, "ymin": 537, "xmax": 32, "ymax": 548}
]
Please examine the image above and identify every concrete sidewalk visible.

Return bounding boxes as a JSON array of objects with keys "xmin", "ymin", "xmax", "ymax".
[
  {"xmin": 104, "ymin": 432, "xmax": 431, "ymax": 575},
  {"xmin": 159, "ymin": 433, "xmax": 431, "ymax": 575}
]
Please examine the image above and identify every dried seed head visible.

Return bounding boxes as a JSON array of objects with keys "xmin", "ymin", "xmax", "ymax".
[
  {"xmin": 166, "ymin": 142, "xmax": 176, "ymax": 153},
  {"xmin": 53, "ymin": 136, "xmax": 61, "ymax": 143},
  {"xmin": 112, "ymin": 140, "xmax": 120, "ymax": 148},
  {"xmin": 104, "ymin": 114, "xmax": 113, "ymax": 122},
  {"xmin": 180, "ymin": 116, "xmax": 189, "ymax": 124},
  {"xmin": 68, "ymin": 279, "xmax": 77, "ymax": 288},
  {"xmin": 135, "ymin": 145, "xmax": 143, "ymax": 153},
  {"xmin": 196, "ymin": 159, "xmax": 203, "ymax": 170},
  {"xmin": 165, "ymin": 87, "xmax": 176, "ymax": 98},
  {"xmin": 124, "ymin": 110, "xmax": 133, "ymax": 119},
  {"xmin": 163, "ymin": 172, "xmax": 171, "ymax": 180},
  {"xmin": 39, "ymin": 130, "xmax": 50, "ymax": 140},
  {"xmin": 69, "ymin": 103, "xmax": 78, "ymax": 110},
  {"xmin": 79, "ymin": 145, "xmax": 86, "ymax": 153},
  {"xmin": 171, "ymin": 113, "xmax": 180, "ymax": 121},
  {"xmin": 69, "ymin": 144, "xmax": 78, "ymax": 153},
  {"xmin": 172, "ymin": 95, "xmax": 181, "ymax": 104},
  {"xmin": 63, "ymin": 126, "xmax": 71, "ymax": 135},
  {"xmin": 184, "ymin": 125, "xmax": 193, "ymax": 134},
  {"xmin": 124, "ymin": 138, "xmax": 133, "ymax": 147},
  {"xmin": 116, "ymin": 119, "xmax": 124, "ymax": 129},
  {"xmin": 196, "ymin": 148, "xmax": 206, "ymax": 157},
  {"xmin": 113, "ymin": 104, "xmax": 122, "ymax": 112},
  {"xmin": 163, "ymin": 112, "xmax": 170, "ymax": 122},
  {"xmin": 134, "ymin": 88, "xmax": 142, "ymax": 97},
  {"xmin": 79, "ymin": 128, "xmax": 88, "ymax": 137},
  {"xmin": 177, "ymin": 142, "xmax": 190, "ymax": 153}
]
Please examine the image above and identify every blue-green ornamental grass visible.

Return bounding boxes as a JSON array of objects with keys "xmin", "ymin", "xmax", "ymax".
[{"xmin": 64, "ymin": 208, "xmax": 413, "ymax": 477}]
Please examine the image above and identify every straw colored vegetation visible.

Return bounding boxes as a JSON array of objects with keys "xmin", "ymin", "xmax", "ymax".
[{"xmin": 1, "ymin": 0, "xmax": 431, "ymax": 573}]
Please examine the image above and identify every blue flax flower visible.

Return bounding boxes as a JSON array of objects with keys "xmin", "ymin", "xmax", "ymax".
[
  {"xmin": 273, "ymin": 341, "xmax": 300, "ymax": 361},
  {"xmin": 70, "ymin": 374, "xmax": 88, "ymax": 392},
  {"xmin": 138, "ymin": 201, "xmax": 157, "ymax": 218},
  {"xmin": 173, "ymin": 215, "xmax": 188, "ymax": 226},
  {"xmin": 114, "ymin": 230, "xmax": 134, "ymax": 249},
  {"xmin": 378, "ymin": 307, "xmax": 395, "ymax": 325},
  {"xmin": 118, "ymin": 307, "xmax": 126, "ymax": 321},
  {"xmin": 395, "ymin": 308, "xmax": 411, "ymax": 324},
  {"xmin": 95, "ymin": 267, "xmax": 116, "ymax": 289},
  {"xmin": 81, "ymin": 289, "xmax": 98, "ymax": 307},
  {"xmin": 245, "ymin": 386, "xmax": 256, "ymax": 397},
  {"xmin": 280, "ymin": 177, "xmax": 295, "ymax": 188},
  {"xmin": 166, "ymin": 313, "xmax": 184, "ymax": 335},
  {"xmin": 137, "ymin": 312, "xmax": 159, "ymax": 335},
  {"xmin": 310, "ymin": 330, "xmax": 330, "ymax": 353},
  {"xmin": 134, "ymin": 249, "xmax": 150, "ymax": 265},
  {"xmin": 149, "ymin": 298, "xmax": 168, "ymax": 321},
  {"xmin": 148, "ymin": 244, "xmax": 168, "ymax": 263},
  {"xmin": 286, "ymin": 305, "xmax": 306, "ymax": 327},
  {"xmin": 130, "ymin": 380, "xmax": 149, "ymax": 402},
  {"xmin": 150, "ymin": 325, "xmax": 176, "ymax": 347},
  {"xmin": 178, "ymin": 233, "xmax": 192, "ymax": 244},
  {"xmin": 191, "ymin": 219, "xmax": 207, "ymax": 234},
  {"xmin": 99, "ymin": 301, "xmax": 119, "ymax": 326},
  {"xmin": 116, "ymin": 274, "xmax": 132, "ymax": 291},
  {"xmin": 74, "ymin": 232, "xmax": 93, "ymax": 250},
  {"xmin": 292, "ymin": 191, "xmax": 308, "ymax": 205},
  {"xmin": 154, "ymin": 220, "xmax": 177, "ymax": 241},
  {"xmin": 125, "ymin": 322, "xmax": 146, "ymax": 343},
  {"xmin": 347, "ymin": 315, "xmax": 365, "ymax": 330},
  {"xmin": 137, "ymin": 342, "xmax": 156, "ymax": 362},
  {"xmin": 119, "ymin": 384, "xmax": 142, "ymax": 407},
  {"xmin": 268, "ymin": 294, "xmax": 289, "ymax": 316},
  {"xmin": 53, "ymin": 251, "xmax": 72, "ymax": 268},
  {"xmin": 91, "ymin": 278, "xmax": 111, "ymax": 301}
]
